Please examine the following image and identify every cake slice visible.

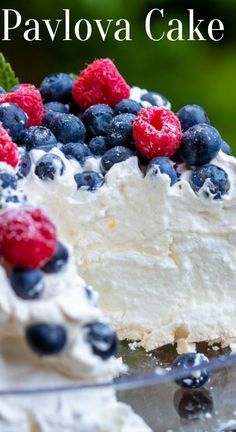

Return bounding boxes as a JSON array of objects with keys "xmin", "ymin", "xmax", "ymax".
[
  {"xmin": 0, "ymin": 178, "xmax": 151, "ymax": 431},
  {"xmin": 1, "ymin": 58, "xmax": 235, "ymax": 354}
]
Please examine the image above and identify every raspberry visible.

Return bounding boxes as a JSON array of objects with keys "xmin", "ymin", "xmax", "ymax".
[
  {"xmin": 0, "ymin": 122, "xmax": 19, "ymax": 167},
  {"xmin": 0, "ymin": 84, "xmax": 44, "ymax": 127},
  {"xmin": 133, "ymin": 107, "xmax": 182, "ymax": 159},
  {"xmin": 72, "ymin": 59, "xmax": 130, "ymax": 110},
  {"xmin": 0, "ymin": 208, "xmax": 57, "ymax": 269}
]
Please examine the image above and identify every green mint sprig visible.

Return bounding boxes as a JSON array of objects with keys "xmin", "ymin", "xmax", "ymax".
[{"xmin": 0, "ymin": 53, "xmax": 19, "ymax": 92}]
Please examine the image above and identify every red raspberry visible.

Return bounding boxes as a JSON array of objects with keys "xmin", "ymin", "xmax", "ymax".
[
  {"xmin": 72, "ymin": 58, "xmax": 130, "ymax": 109},
  {"xmin": 0, "ymin": 122, "xmax": 19, "ymax": 167},
  {"xmin": 0, "ymin": 84, "xmax": 43, "ymax": 127},
  {"xmin": 133, "ymin": 107, "xmax": 182, "ymax": 159},
  {"xmin": 0, "ymin": 208, "xmax": 57, "ymax": 269}
]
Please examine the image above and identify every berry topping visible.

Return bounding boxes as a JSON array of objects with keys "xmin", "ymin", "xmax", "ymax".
[
  {"xmin": 88, "ymin": 136, "xmax": 109, "ymax": 156},
  {"xmin": 40, "ymin": 73, "xmax": 75, "ymax": 103},
  {"xmin": 49, "ymin": 113, "xmax": 86, "ymax": 144},
  {"xmin": 0, "ymin": 84, "xmax": 44, "ymax": 127},
  {"xmin": 10, "ymin": 268, "xmax": 45, "ymax": 300},
  {"xmin": 44, "ymin": 101, "xmax": 69, "ymax": 114},
  {"xmin": 106, "ymin": 113, "xmax": 136, "ymax": 148},
  {"xmin": 221, "ymin": 140, "xmax": 232, "ymax": 156},
  {"xmin": 0, "ymin": 121, "xmax": 19, "ymax": 167},
  {"xmin": 61, "ymin": 142, "xmax": 92, "ymax": 166},
  {"xmin": 0, "ymin": 170, "xmax": 17, "ymax": 189},
  {"xmin": 0, "ymin": 103, "xmax": 27, "ymax": 142},
  {"xmin": 81, "ymin": 104, "xmax": 114, "ymax": 139},
  {"xmin": 179, "ymin": 123, "xmax": 221, "ymax": 166},
  {"xmin": 133, "ymin": 107, "xmax": 182, "ymax": 159},
  {"xmin": 0, "ymin": 208, "xmax": 57, "ymax": 268},
  {"xmin": 23, "ymin": 126, "xmax": 57, "ymax": 152},
  {"xmin": 42, "ymin": 241, "xmax": 69, "ymax": 273},
  {"xmin": 35, "ymin": 153, "xmax": 65, "ymax": 181},
  {"xmin": 26, "ymin": 323, "xmax": 67, "ymax": 356},
  {"xmin": 177, "ymin": 104, "xmax": 210, "ymax": 132},
  {"xmin": 141, "ymin": 92, "xmax": 171, "ymax": 109},
  {"xmin": 114, "ymin": 99, "xmax": 142, "ymax": 116},
  {"xmin": 172, "ymin": 352, "xmax": 210, "ymax": 389},
  {"xmin": 42, "ymin": 110, "xmax": 61, "ymax": 128},
  {"xmin": 100, "ymin": 146, "xmax": 134, "ymax": 173},
  {"xmin": 147, "ymin": 156, "xmax": 178, "ymax": 186},
  {"xmin": 72, "ymin": 58, "xmax": 130, "ymax": 110},
  {"xmin": 17, "ymin": 148, "xmax": 32, "ymax": 179},
  {"xmin": 74, "ymin": 170, "xmax": 104, "ymax": 192},
  {"xmin": 191, "ymin": 164, "xmax": 230, "ymax": 200},
  {"xmin": 86, "ymin": 322, "xmax": 119, "ymax": 360}
]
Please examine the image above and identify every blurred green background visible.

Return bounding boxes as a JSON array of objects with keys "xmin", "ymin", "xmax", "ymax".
[{"xmin": 0, "ymin": 0, "xmax": 235, "ymax": 152}]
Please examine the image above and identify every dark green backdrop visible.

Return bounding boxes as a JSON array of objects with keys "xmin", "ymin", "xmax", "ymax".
[{"xmin": 0, "ymin": 0, "xmax": 235, "ymax": 152}]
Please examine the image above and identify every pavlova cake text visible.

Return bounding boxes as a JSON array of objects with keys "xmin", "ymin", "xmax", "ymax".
[{"xmin": 1, "ymin": 8, "xmax": 224, "ymax": 42}]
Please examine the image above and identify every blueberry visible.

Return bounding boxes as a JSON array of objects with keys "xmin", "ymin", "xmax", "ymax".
[
  {"xmin": 0, "ymin": 171, "xmax": 17, "ymax": 189},
  {"xmin": 0, "ymin": 86, "xmax": 6, "ymax": 94},
  {"xmin": 191, "ymin": 164, "xmax": 230, "ymax": 200},
  {"xmin": 44, "ymin": 102, "xmax": 69, "ymax": 114},
  {"xmin": 114, "ymin": 99, "xmax": 141, "ymax": 116},
  {"xmin": 17, "ymin": 148, "xmax": 32, "ymax": 179},
  {"xmin": 61, "ymin": 143, "xmax": 92, "ymax": 166},
  {"xmin": 42, "ymin": 241, "xmax": 69, "ymax": 273},
  {"xmin": 174, "ymin": 388, "xmax": 213, "ymax": 421},
  {"xmin": 26, "ymin": 323, "xmax": 67, "ymax": 356},
  {"xmin": 81, "ymin": 104, "xmax": 114, "ymax": 139},
  {"xmin": 177, "ymin": 104, "xmax": 210, "ymax": 132},
  {"xmin": 74, "ymin": 171, "xmax": 104, "ymax": 192},
  {"xmin": 49, "ymin": 114, "xmax": 86, "ymax": 144},
  {"xmin": 10, "ymin": 268, "xmax": 44, "ymax": 300},
  {"xmin": 35, "ymin": 153, "xmax": 65, "ymax": 181},
  {"xmin": 85, "ymin": 322, "xmax": 119, "ymax": 360},
  {"xmin": 172, "ymin": 353, "xmax": 210, "ymax": 389},
  {"xmin": 88, "ymin": 136, "xmax": 109, "ymax": 156},
  {"xmin": 101, "ymin": 146, "xmax": 134, "ymax": 173},
  {"xmin": 141, "ymin": 92, "xmax": 171, "ymax": 109},
  {"xmin": 221, "ymin": 140, "xmax": 232, "ymax": 156},
  {"xmin": 179, "ymin": 123, "xmax": 221, "ymax": 166},
  {"xmin": 0, "ymin": 103, "xmax": 27, "ymax": 141},
  {"xmin": 24, "ymin": 126, "xmax": 57, "ymax": 152},
  {"xmin": 106, "ymin": 113, "xmax": 136, "ymax": 147},
  {"xmin": 42, "ymin": 110, "xmax": 61, "ymax": 128},
  {"xmin": 147, "ymin": 156, "xmax": 178, "ymax": 186},
  {"xmin": 40, "ymin": 73, "xmax": 75, "ymax": 103}
]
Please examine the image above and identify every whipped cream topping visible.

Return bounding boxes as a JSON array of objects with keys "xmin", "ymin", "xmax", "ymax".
[
  {"xmin": 0, "ymin": 206, "xmax": 151, "ymax": 431},
  {"xmin": 0, "ymin": 246, "xmax": 122, "ymax": 381},
  {"xmin": 17, "ymin": 85, "xmax": 236, "ymax": 352},
  {"xmin": 20, "ymin": 140, "xmax": 236, "ymax": 352}
]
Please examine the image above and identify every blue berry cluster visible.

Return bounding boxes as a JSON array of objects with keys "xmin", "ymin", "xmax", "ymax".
[
  {"xmin": 175, "ymin": 105, "xmax": 231, "ymax": 199},
  {"xmin": 0, "ymin": 75, "xmax": 233, "ymax": 199}
]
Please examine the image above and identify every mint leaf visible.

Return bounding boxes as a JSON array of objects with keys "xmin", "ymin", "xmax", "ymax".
[{"xmin": 0, "ymin": 53, "xmax": 19, "ymax": 92}]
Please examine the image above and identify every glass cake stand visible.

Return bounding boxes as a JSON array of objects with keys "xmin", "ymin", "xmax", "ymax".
[{"xmin": 2, "ymin": 342, "xmax": 236, "ymax": 432}]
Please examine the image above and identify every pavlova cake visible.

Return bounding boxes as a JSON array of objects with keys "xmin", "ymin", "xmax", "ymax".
[
  {"xmin": 0, "ymin": 154, "xmax": 150, "ymax": 429},
  {"xmin": 0, "ymin": 58, "xmax": 235, "ymax": 353}
]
